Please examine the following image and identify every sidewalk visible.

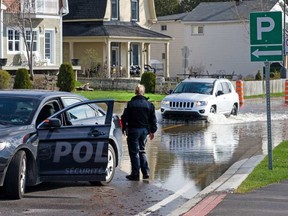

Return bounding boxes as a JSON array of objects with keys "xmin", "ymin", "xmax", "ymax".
[
  {"xmin": 168, "ymin": 154, "xmax": 266, "ymax": 216},
  {"xmin": 207, "ymin": 180, "xmax": 288, "ymax": 216}
]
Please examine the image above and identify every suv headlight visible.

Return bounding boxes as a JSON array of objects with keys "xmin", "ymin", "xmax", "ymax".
[
  {"xmin": 0, "ymin": 141, "xmax": 10, "ymax": 151},
  {"xmin": 195, "ymin": 101, "xmax": 208, "ymax": 107},
  {"xmin": 161, "ymin": 100, "xmax": 170, "ymax": 107}
]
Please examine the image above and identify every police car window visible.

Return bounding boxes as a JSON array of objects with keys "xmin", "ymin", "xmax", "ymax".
[
  {"xmin": 62, "ymin": 98, "xmax": 81, "ymax": 107},
  {"xmin": 68, "ymin": 104, "xmax": 98, "ymax": 121}
]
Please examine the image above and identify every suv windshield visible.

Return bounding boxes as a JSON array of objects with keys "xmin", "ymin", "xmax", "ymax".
[
  {"xmin": 0, "ymin": 97, "xmax": 39, "ymax": 125},
  {"xmin": 173, "ymin": 82, "xmax": 213, "ymax": 95}
]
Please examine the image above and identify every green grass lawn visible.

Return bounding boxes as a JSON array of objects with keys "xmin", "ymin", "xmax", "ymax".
[
  {"xmin": 237, "ymin": 140, "xmax": 288, "ymax": 193},
  {"xmin": 76, "ymin": 90, "xmax": 166, "ymax": 102}
]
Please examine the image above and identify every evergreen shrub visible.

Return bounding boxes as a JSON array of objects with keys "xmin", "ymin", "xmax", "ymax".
[
  {"xmin": 140, "ymin": 71, "xmax": 156, "ymax": 93},
  {"xmin": 13, "ymin": 68, "xmax": 32, "ymax": 89},
  {"xmin": 57, "ymin": 63, "xmax": 75, "ymax": 92},
  {"xmin": 0, "ymin": 70, "xmax": 11, "ymax": 89}
]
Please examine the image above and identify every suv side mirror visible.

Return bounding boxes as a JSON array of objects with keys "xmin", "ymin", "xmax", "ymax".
[
  {"xmin": 168, "ymin": 89, "xmax": 174, "ymax": 94},
  {"xmin": 216, "ymin": 90, "xmax": 224, "ymax": 96}
]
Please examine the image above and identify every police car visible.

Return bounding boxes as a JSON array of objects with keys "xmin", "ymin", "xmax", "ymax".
[
  {"xmin": 161, "ymin": 77, "xmax": 239, "ymax": 119},
  {"xmin": 0, "ymin": 90, "xmax": 122, "ymax": 199}
]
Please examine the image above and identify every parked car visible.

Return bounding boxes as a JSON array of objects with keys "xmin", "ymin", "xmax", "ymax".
[
  {"xmin": 161, "ymin": 77, "xmax": 239, "ymax": 119},
  {"xmin": 0, "ymin": 90, "xmax": 123, "ymax": 199}
]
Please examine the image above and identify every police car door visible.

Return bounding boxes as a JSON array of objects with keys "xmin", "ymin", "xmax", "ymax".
[{"xmin": 37, "ymin": 99, "xmax": 114, "ymax": 182}]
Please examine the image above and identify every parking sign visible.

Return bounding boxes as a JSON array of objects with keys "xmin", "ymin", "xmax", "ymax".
[{"xmin": 250, "ymin": 11, "xmax": 283, "ymax": 62}]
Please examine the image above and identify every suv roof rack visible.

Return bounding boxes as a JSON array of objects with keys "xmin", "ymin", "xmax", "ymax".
[{"xmin": 178, "ymin": 71, "xmax": 239, "ymax": 80}]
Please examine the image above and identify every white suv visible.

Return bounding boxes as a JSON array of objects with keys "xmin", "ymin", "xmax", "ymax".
[{"xmin": 161, "ymin": 77, "xmax": 239, "ymax": 119}]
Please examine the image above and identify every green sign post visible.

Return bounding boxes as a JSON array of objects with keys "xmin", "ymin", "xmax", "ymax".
[
  {"xmin": 250, "ymin": 11, "xmax": 283, "ymax": 170},
  {"xmin": 250, "ymin": 11, "xmax": 283, "ymax": 61}
]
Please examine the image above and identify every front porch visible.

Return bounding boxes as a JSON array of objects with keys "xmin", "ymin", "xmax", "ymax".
[{"xmin": 1, "ymin": 65, "xmax": 82, "ymax": 76}]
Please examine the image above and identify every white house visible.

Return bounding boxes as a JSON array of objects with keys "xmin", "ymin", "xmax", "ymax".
[{"xmin": 151, "ymin": 0, "xmax": 286, "ymax": 79}]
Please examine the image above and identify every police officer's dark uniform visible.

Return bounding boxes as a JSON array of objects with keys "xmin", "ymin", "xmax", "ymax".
[{"xmin": 121, "ymin": 85, "xmax": 157, "ymax": 181}]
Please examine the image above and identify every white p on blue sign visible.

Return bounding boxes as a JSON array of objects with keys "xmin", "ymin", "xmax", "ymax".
[{"xmin": 250, "ymin": 11, "xmax": 283, "ymax": 62}]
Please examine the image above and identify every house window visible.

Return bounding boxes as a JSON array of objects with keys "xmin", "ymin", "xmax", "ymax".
[
  {"xmin": 162, "ymin": 53, "xmax": 166, "ymax": 60},
  {"xmin": 191, "ymin": 26, "xmax": 204, "ymax": 35},
  {"xmin": 130, "ymin": 44, "xmax": 139, "ymax": 65},
  {"xmin": 111, "ymin": 0, "xmax": 119, "ymax": 20},
  {"xmin": 22, "ymin": 0, "xmax": 36, "ymax": 13},
  {"xmin": 131, "ymin": 0, "xmax": 139, "ymax": 21},
  {"xmin": 45, "ymin": 30, "xmax": 55, "ymax": 64},
  {"xmin": 161, "ymin": 25, "xmax": 167, "ymax": 31},
  {"xmin": 7, "ymin": 29, "xmax": 20, "ymax": 52},
  {"xmin": 36, "ymin": 0, "xmax": 59, "ymax": 15},
  {"xmin": 26, "ymin": 30, "xmax": 38, "ymax": 51}
]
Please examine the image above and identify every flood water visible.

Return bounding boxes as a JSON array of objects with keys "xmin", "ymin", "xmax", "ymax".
[{"xmin": 115, "ymin": 98, "xmax": 288, "ymax": 199}]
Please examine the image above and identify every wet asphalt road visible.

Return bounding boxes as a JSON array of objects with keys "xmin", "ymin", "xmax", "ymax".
[{"xmin": 1, "ymin": 98, "xmax": 288, "ymax": 215}]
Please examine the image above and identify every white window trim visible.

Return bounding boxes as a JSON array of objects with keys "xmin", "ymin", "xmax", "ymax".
[
  {"xmin": 191, "ymin": 25, "xmax": 204, "ymax": 35},
  {"xmin": 44, "ymin": 29, "xmax": 56, "ymax": 65},
  {"xmin": 161, "ymin": 25, "xmax": 167, "ymax": 31},
  {"xmin": 131, "ymin": 0, "xmax": 139, "ymax": 22},
  {"xmin": 111, "ymin": 0, "xmax": 119, "ymax": 20},
  {"xmin": 24, "ymin": 28, "xmax": 39, "ymax": 52},
  {"xmin": 7, "ymin": 28, "xmax": 21, "ymax": 54}
]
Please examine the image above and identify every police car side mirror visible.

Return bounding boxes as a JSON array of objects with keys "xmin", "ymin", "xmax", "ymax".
[
  {"xmin": 38, "ymin": 118, "xmax": 61, "ymax": 129},
  {"xmin": 168, "ymin": 89, "xmax": 174, "ymax": 94}
]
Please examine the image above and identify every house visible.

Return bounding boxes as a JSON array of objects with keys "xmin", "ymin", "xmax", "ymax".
[
  {"xmin": 62, "ymin": 0, "xmax": 172, "ymax": 78},
  {"xmin": 151, "ymin": 0, "xmax": 286, "ymax": 79},
  {"xmin": 1, "ymin": 0, "xmax": 69, "ymax": 70}
]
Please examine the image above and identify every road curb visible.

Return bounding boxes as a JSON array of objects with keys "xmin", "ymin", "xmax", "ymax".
[{"xmin": 168, "ymin": 154, "xmax": 265, "ymax": 216}]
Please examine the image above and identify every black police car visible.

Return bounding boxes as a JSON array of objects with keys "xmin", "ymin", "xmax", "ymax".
[{"xmin": 0, "ymin": 90, "xmax": 123, "ymax": 199}]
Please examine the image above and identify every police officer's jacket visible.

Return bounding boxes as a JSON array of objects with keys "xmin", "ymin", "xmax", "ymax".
[{"xmin": 121, "ymin": 95, "xmax": 157, "ymax": 133}]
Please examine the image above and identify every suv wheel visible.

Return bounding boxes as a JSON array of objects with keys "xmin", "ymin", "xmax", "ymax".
[
  {"xmin": 210, "ymin": 106, "xmax": 216, "ymax": 114},
  {"xmin": 231, "ymin": 104, "xmax": 238, "ymax": 116}
]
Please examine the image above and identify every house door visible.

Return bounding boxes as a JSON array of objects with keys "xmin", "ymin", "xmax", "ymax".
[
  {"xmin": 44, "ymin": 31, "xmax": 54, "ymax": 64},
  {"xmin": 111, "ymin": 46, "xmax": 119, "ymax": 76}
]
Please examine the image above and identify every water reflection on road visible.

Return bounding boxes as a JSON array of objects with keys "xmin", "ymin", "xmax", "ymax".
[{"xmin": 116, "ymin": 98, "xmax": 288, "ymax": 199}]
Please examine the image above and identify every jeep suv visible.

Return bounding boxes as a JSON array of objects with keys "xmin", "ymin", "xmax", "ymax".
[{"xmin": 161, "ymin": 77, "xmax": 239, "ymax": 119}]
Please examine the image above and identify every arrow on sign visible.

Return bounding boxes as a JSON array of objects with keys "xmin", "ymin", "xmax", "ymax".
[{"xmin": 252, "ymin": 49, "xmax": 282, "ymax": 58}]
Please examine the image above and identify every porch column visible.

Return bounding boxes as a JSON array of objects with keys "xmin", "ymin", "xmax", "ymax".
[
  {"xmin": 107, "ymin": 40, "xmax": 111, "ymax": 78},
  {"xmin": 127, "ymin": 42, "xmax": 130, "ymax": 78},
  {"xmin": 0, "ymin": 4, "xmax": 7, "ymax": 58},
  {"xmin": 69, "ymin": 42, "xmax": 74, "ymax": 60},
  {"xmin": 165, "ymin": 42, "xmax": 170, "ymax": 78},
  {"xmin": 140, "ymin": 42, "xmax": 145, "ymax": 76},
  {"xmin": 146, "ymin": 44, "xmax": 151, "ymax": 65}
]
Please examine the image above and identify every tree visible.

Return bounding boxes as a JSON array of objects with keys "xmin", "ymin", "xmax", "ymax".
[
  {"xmin": 154, "ymin": 0, "xmax": 180, "ymax": 17},
  {"xmin": 5, "ymin": 0, "xmax": 41, "ymax": 80},
  {"xmin": 179, "ymin": 0, "xmax": 199, "ymax": 12}
]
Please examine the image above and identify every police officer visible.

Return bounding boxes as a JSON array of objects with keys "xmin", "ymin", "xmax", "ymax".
[{"xmin": 121, "ymin": 84, "xmax": 157, "ymax": 181}]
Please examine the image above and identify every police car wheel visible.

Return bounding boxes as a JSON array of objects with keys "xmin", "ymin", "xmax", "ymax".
[
  {"xmin": 90, "ymin": 144, "xmax": 116, "ymax": 186},
  {"xmin": 4, "ymin": 150, "xmax": 27, "ymax": 199}
]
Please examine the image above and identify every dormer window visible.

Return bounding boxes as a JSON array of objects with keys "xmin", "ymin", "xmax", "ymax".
[
  {"xmin": 131, "ymin": 0, "xmax": 139, "ymax": 22},
  {"xmin": 111, "ymin": 0, "xmax": 119, "ymax": 20}
]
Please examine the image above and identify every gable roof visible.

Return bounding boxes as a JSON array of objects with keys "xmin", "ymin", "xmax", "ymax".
[
  {"xmin": 182, "ymin": 0, "xmax": 277, "ymax": 22},
  {"xmin": 157, "ymin": 12, "xmax": 189, "ymax": 22},
  {"xmin": 63, "ymin": 0, "xmax": 107, "ymax": 20},
  {"xmin": 63, "ymin": 21, "xmax": 171, "ymax": 39}
]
